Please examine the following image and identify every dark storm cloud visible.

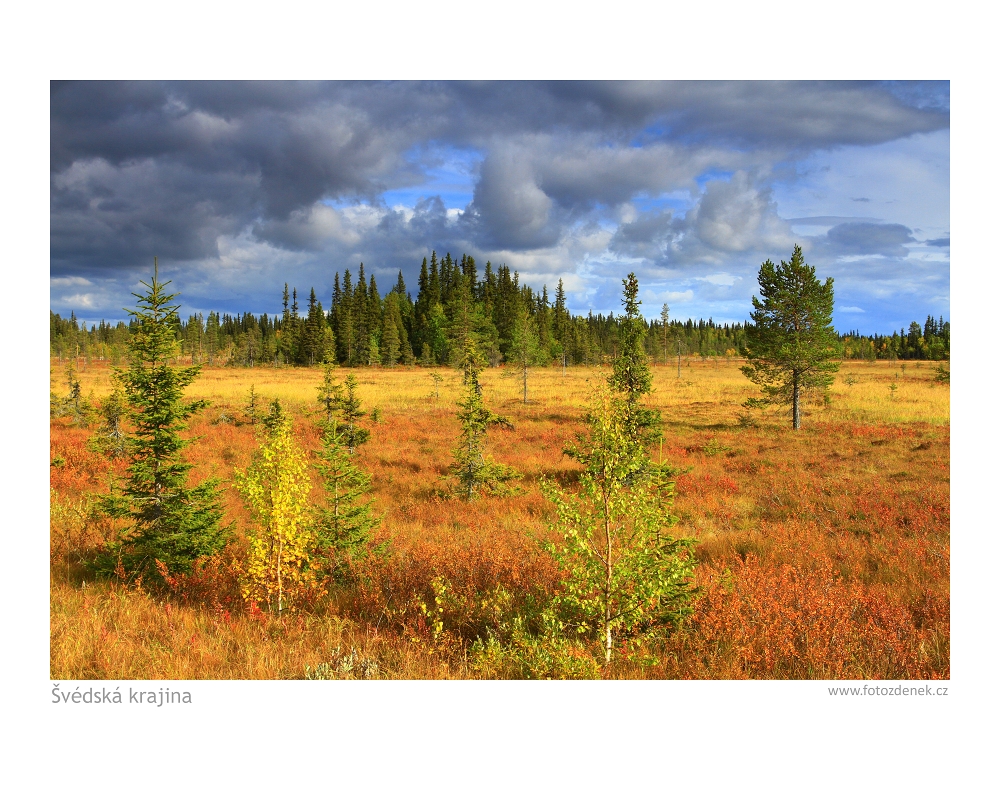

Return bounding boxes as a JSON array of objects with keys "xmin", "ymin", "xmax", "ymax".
[
  {"xmin": 825, "ymin": 222, "xmax": 916, "ymax": 257},
  {"xmin": 51, "ymin": 81, "xmax": 423, "ymax": 270},
  {"xmin": 50, "ymin": 157, "xmax": 259, "ymax": 273},
  {"xmin": 50, "ymin": 81, "xmax": 949, "ymax": 318},
  {"xmin": 443, "ymin": 81, "xmax": 948, "ymax": 149}
]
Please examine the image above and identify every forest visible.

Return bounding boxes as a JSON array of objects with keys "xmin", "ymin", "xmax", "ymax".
[{"xmin": 49, "ymin": 251, "xmax": 950, "ymax": 368}]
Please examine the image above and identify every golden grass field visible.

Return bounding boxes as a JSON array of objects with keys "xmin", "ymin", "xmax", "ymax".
[{"xmin": 50, "ymin": 357, "xmax": 949, "ymax": 679}]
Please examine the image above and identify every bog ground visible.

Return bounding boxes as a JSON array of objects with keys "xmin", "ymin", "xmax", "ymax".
[{"xmin": 50, "ymin": 358, "xmax": 949, "ymax": 679}]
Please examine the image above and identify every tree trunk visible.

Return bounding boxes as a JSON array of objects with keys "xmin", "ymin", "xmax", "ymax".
[
  {"xmin": 792, "ymin": 375, "xmax": 801, "ymax": 430},
  {"xmin": 277, "ymin": 525, "xmax": 283, "ymax": 616},
  {"xmin": 604, "ymin": 489, "xmax": 613, "ymax": 667}
]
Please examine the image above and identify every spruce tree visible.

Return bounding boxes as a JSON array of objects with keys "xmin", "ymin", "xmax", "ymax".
[
  {"xmin": 381, "ymin": 293, "xmax": 401, "ymax": 366},
  {"xmin": 205, "ymin": 311, "xmax": 220, "ymax": 365},
  {"xmin": 339, "ymin": 373, "xmax": 370, "ymax": 454},
  {"xmin": 65, "ymin": 362, "xmax": 83, "ymax": 422},
  {"xmin": 302, "ymin": 288, "xmax": 328, "ymax": 365},
  {"xmin": 367, "ymin": 273, "xmax": 381, "ymax": 347},
  {"xmin": 448, "ymin": 339, "xmax": 520, "ymax": 500},
  {"xmin": 554, "ymin": 277, "xmax": 570, "ymax": 359},
  {"xmin": 244, "ymin": 384, "xmax": 261, "ymax": 426},
  {"xmin": 353, "ymin": 265, "xmax": 370, "ymax": 366},
  {"xmin": 660, "ymin": 304, "xmax": 670, "ymax": 366},
  {"xmin": 339, "ymin": 270, "xmax": 356, "ymax": 365},
  {"xmin": 741, "ymin": 245, "xmax": 840, "ymax": 430},
  {"xmin": 317, "ymin": 364, "xmax": 344, "ymax": 426},
  {"xmin": 507, "ymin": 299, "xmax": 545, "ymax": 404},
  {"xmin": 101, "ymin": 259, "xmax": 226, "ymax": 580},
  {"xmin": 313, "ymin": 417, "xmax": 380, "ymax": 580},
  {"xmin": 608, "ymin": 273, "xmax": 660, "ymax": 449}
]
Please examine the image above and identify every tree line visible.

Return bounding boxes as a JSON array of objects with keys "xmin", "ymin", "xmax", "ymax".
[
  {"xmin": 839, "ymin": 317, "xmax": 950, "ymax": 362},
  {"xmin": 50, "ymin": 251, "xmax": 948, "ymax": 369}
]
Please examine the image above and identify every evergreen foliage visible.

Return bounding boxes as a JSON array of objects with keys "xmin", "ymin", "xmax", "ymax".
[
  {"xmin": 608, "ymin": 272, "xmax": 660, "ymax": 448},
  {"xmin": 244, "ymin": 384, "xmax": 261, "ymax": 426},
  {"xmin": 742, "ymin": 245, "xmax": 840, "ymax": 430},
  {"xmin": 313, "ymin": 418, "xmax": 380, "ymax": 580},
  {"xmin": 381, "ymin": 292, "xmax": 402, "ymax": 366},
  {"xmin": 448, "ymin": 340, "xmax": 520, "ymax": 500},
  {"xmin": 100, "ymin": 261, "xmax": 227, "ymax": 581},
  {"xmin": 506, "ymin": 298, "xmax": 546, "ymax": 404},
  {"xmin": 317, "ymin": 364, "xmax": 344, "ymax": 426},
  {"xmin": 66, "ymin": 362, "xmax": 82, "ymax": 414},
  {"xmin": 50, "ymin": 249, "xmax": 948, "ymax": 369},
  {"xmin": 339, "ymin": 374, "xmax": 370, "ymax": 454}
]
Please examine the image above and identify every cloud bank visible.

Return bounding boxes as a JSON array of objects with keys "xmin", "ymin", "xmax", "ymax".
[{"xmin": 50, "ymin": 80, "xmax": 950, "ymax": 333}]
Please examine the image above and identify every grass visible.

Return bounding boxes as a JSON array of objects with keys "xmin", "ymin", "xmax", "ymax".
[{"xmin": 50, "ymin": 357, "xmax": 950, "ymax": 679}]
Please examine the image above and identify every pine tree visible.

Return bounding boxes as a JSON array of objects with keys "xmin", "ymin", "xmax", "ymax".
[
  {"xmin": 100, "ymin": 259, "xmax": 226, "ymax": 580},
  {"xmin": 742, "ymin": 245, "xmax": 840, "ymax": 430}
]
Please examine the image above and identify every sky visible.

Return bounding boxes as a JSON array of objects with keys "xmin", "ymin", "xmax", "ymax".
[{"xmin": 50, "ymin": 80, "xmax": 949, "ymax": 334}]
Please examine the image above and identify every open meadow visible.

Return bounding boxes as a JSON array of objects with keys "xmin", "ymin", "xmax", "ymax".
[{"xmin": 50, "ymin": 357, "xmax": 949, "ymax": 679}]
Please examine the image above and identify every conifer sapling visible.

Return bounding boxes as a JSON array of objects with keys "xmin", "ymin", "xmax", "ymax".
[
  {"xmin": 100, "ymin": 259, "xmax": 227, "ymax": 581},
  {"xmin": 448, "ymin": 339, "xmax": 520, "ymax": 500}
]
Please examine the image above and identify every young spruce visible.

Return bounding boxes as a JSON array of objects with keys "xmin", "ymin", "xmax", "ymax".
[{"xmin": 100, "ymin": 259, "xmax": 226, "ymax": 581}]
